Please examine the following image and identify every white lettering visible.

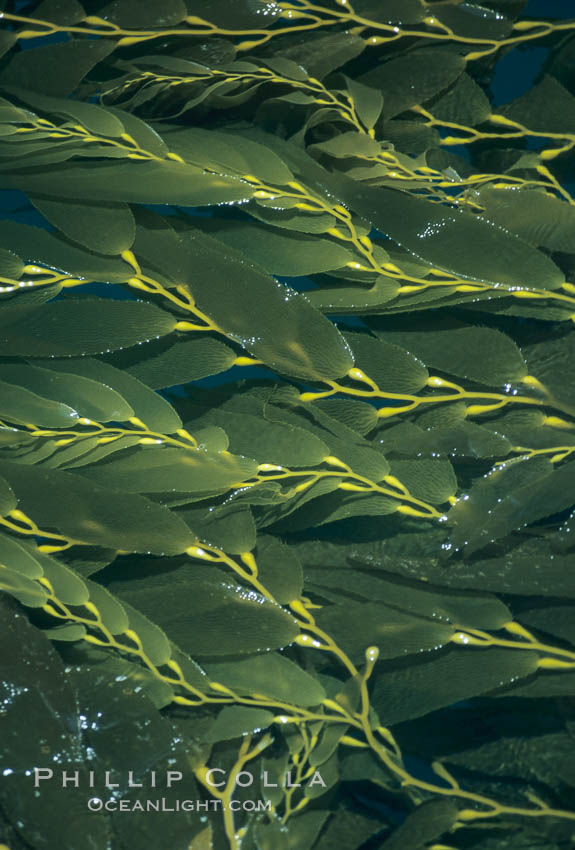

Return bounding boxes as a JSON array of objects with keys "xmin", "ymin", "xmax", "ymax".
[
  {"xmin": 205, "ymin": 768, "xmax": 225, "ymax": 788},
  {"xmin": 33, "ymin": 768, "xmax": 53, "ymax": 787},
  {"xmin": 235, "ymin": 771, "xmax": 254, "ymax": 787},
  {"xmin": 285, "ymin": 772, "xmax": 301, "ymax": 787},
  {"xmin": 166, "ymin": 771, "xmax": 182, "ymax": 787},
  {"xmin": 62, "ymin": 771, "xmax": 80, "ymax": 788},
  {"xmin": 127, "ymin": 771, "xmax": 143, "ymax": 788},
  {"xmin": 308, "ymin": 771, "xmax": 327, "ymax": 788},
  {"xmin": 104, "ymin": 771, "xmax": 119, "ymax": 789}
]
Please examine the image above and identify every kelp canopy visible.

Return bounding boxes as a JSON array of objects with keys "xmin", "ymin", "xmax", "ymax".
[{"xmin": 1, "ymin": 1, "xmax": 575, "ymax": 848}]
